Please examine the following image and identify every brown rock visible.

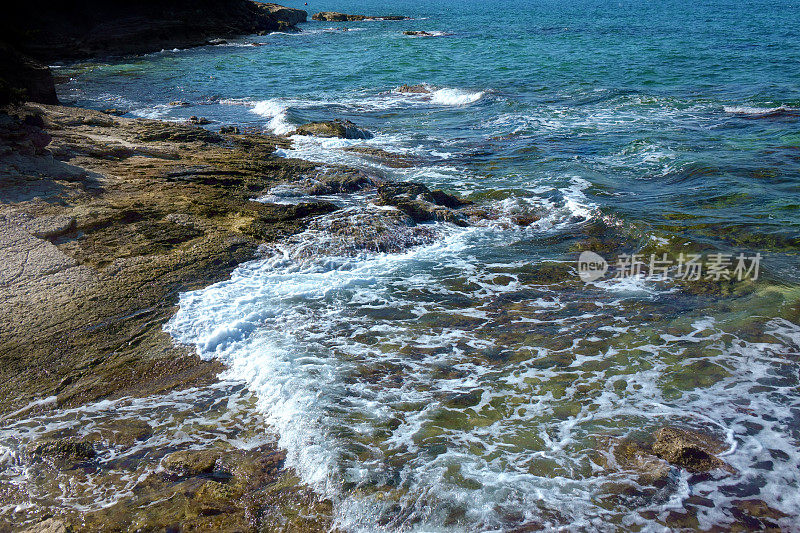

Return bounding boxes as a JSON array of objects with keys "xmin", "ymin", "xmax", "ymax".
[
  {"xmin": 291, "ymin": 119, "xmax": 372, "ymax": 139},
  {"xmin": 162, "ymin": 449, "xmax": 223, "ymax": 476},
  {"xmin": 652, "ymin": 426, "xmax": 732, "ymax": 473},
  {"xmin": 397, "ymin": 84, "xmax": 431, "ymax": 94},
  {"xmin": 312, "ymin": 11, "xmax": 366, "ymax": 21}
]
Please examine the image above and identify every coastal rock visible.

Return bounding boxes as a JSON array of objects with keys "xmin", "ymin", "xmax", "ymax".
[
  {"xmin": 403, "ymin": 31, "xmax": 435, "ymax": 37},
  {"xmin": 189, "ymin": 116, "xmax": 211, "ymax": 125},
  {"xmin": 20, "ymin": 518, "xmax": 71, "ymax": 533},
  {"xmin": 375, "ymin": 181, "xmax": 471, "ymax": 225},
  {"xmin": 397, "ymin": 84, "xmax": 431, "ymax": 94},
  {"xmin": 312, "ymin": 11, "xmax": 366, "ymax": 21},
  {"xmin": 163, "ymin": 449, "xmax": 223, "ymax": 476},
  {"xmin": 85, "ymin": 419, "xmax": 153, "ymax": 447},
  {"xmin": 219, "ymin": 125, "xmax": 240, "ymax": 134},
  {"xmin": 0, "ymin": 45, "xmax": 58, "ymax": 105},
  {"xmin": 302, "ymin": 167, "xmax": 377, "ymax": 195},
  {"xmin": 593, "ymin": 436, "xmax": 671, "ymax": 484},
  {"xmin": 652, "ymin": 426, "xmax": 731, "ymax": 473},
  {"xmin": 28, "ymin": 438, "xmax": 96, "ymax": 464},
  {"xmin": 291, "ymin": 119, "xmax": 373, "ymax": 139},
  {"xmin": 343, "ymin": 145, "xmax": 414, "ymax": 168},
  {"xmin": 2, "ymin": 1, "xmax": 308, "ymax": 62}
]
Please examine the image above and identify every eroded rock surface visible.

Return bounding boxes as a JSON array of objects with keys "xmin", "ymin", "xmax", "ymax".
[
  {"xmin": 652, "ymin": 426, "xmax": 731, "ymax": 473},
  {"xmin": 291, "ymin": 119, "xmax": 373, "ymax": 139}
]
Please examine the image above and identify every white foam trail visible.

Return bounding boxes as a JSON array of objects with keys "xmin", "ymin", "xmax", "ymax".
[
  {"xmin": 430, "ymin": 88, "xmax": 484, "ymax": 106},
  {"xmin": 251, "ymin": 99, "xmax": 295, "ymax": 134},
  {"xmin": 723, "ymin": 105, "xmax": 799, "ymax": 117}
]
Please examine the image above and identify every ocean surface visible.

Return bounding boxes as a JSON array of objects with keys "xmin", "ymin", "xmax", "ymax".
[{"xmin": 8, "ymin": 0, "xmax": 800, "ymax": 530}]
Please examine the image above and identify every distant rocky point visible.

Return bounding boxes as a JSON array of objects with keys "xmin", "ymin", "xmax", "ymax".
[
  {"xmin": 312, "ymin": 12, "xmax": 408, "ymax": 22},
  {"xmin": 0, "ymin": 1, "xmax": 307, "ymax": 105}
]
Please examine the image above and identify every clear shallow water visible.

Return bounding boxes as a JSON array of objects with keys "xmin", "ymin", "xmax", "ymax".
[{"xmin": 46, "ymin": 0, "xmax": 800, "ymax": 529}]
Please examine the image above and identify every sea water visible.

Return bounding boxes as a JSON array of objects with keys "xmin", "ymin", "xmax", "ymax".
[{"xmin": 31, "ymin": 0, "xmax": 800, "ymax": 529}]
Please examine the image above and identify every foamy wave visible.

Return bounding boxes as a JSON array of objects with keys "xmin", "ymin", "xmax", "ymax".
[
  {"xmin": 723, "ymin": 105, "xmax": 799, "ymax": 118},
  {"xmin": 251, "ymin": 99, "xmax": 295, "ymax": 134},
  {"xmin": 430, "ymin": 87, "xmax": 484, "ymax": 106}
]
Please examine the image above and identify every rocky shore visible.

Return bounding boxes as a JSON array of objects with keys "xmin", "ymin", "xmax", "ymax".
[
  {"xmin": 0, "ymin": 1, "xmax": 307, "ymax": 105},
  {"xmin": 0, "ymin": 98, "xmax": 479, "ymax": 530}
]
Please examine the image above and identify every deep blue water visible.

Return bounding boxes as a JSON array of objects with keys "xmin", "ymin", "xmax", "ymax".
[{"xmin": 56, "ymin": 1, "xmax": 800, "ymax": 530}]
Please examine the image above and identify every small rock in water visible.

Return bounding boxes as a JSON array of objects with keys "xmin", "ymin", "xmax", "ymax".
[
  {"xmin": 169, "ymin": 100, "xmax": 191, "ymax": 107},
  {"xmin": 28, "ymin": 438, "xmax": 96, "ymax": 465},
  {"xmin": 403, "ymin": 30, "xmax": 435, "ymax": 37},
  {"xmin": 291, "ymin": 119, "xmax": 372, "ymax": 139},
  {"xmin": 219, "ymin": 125, "xmax": 240, "ymax": 134},
  {"xmin": 312, "ymin": 11, "xmax": 366, "ymax": 21},
  {"xmin": 189, "ymin": 116, "xmax": 211, "ymax": 125},
  {"xmin": 375, "ymin": 181, "xmax": 471, "ymax": 225},
  {"xmin": 652, "ymin": 426, "xmax": 732, "ymax": 473},
  {"xmin": 397, "ymin": 84, "xmax": 431, "ymax": 94},
  {"xmin": 20, "ymin": 518, "xmax": 70, "ymax": 533},
  {"xmin": 162, "ymin": 449, "xmax": 222, "ymax": 476}
]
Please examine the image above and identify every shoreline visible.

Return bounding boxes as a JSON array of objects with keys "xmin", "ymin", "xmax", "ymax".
[{"xmin": 0, "ymin": 102, "xmax": 338, "ymax": 530}]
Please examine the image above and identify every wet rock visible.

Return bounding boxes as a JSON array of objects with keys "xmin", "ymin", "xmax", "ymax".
[
  {"xmin": 397, "ymin": 84, "xmax": 431, "ymax": 94},
  {"xmin": 101, "ymin": 108, "xmax": 126, "ymax": 116},
  {"xmin": 85, "ymin": 419, "xmax": 153, "ymax": 447},
  {"xmin": 219, "ymin": 125, "xmax": 240, "ymax": 134},
  {"xmin": 403, "ymin": 31, "xmax": 435, "ymax": 37},
  {"xmin": 29, "ymin": 438, "xmax": 96, "ymax": 464},
  {"xmin": 162, "ymin": 449, "xmax": 222, "ymax": 477},
  {"xmin": 312, "ymin": 11, "xmax": 366, "ymax": 21},
  {"xmin": 732, "ymin": 499, "xmax": 788, "ymax": 529},
  {"xmin": 652, "ymin": 426, "xmax": 731, "ymax": 473},
  {"xmin": 375, "ymin": 181, "xmax": 471, "ymax": 225},
  {"xmin": 20, "ymin": 518, "xmax": 71, "ymax": 533},
  {"xmin": 291, "ymin": 119, "xmax": 373, "ymax": 139},
  {"xmin": 189, "ymin": 116, "xmax": 211, "ymax": 125},
  {"xmin": 169, "ymin": 101, "xmax": 191, "ymax": 107},
  {"xmin": 343, "ymin": 145, "xmax": 414, "ymax": 168},
  {"xmin": 594, "ymin": 437, "xmax": 671, "ymax": 484},
  {"xmin": 302, "ymin": 167, "xmax": 377, "ymax": 195}
]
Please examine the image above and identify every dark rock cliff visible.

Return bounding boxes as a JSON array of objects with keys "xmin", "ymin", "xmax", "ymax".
[{"xmin": 0, "ymin": 1, "xmax": 307, "ymax": 105}]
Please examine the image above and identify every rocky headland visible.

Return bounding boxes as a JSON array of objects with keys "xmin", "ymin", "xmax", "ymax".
[{"xmin": 0, "ymin": 1, "xmax": 307, "ymax": 105}]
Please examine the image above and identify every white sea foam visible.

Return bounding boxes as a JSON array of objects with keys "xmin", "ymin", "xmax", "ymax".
[
  {"xmin": 723, "ymin": 105, "xmax": 799, "ymax": 117},
  {"xmin": 251, "ymin": 99, "xmax": 295, "ymax": 134},
  {"xmin": 430, "ymin": 87, "xmax": 484, "ymax": 106}
]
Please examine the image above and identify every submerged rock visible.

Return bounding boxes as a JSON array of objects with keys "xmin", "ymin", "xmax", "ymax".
[
  {"xmin": 291, "ymin": 119, "xmax": 373, "ymax": 139},
  {"xmin": 652, "ymin": 426, "xmax": 732, "ymax": 473},
  {"xmin": 20, "ymin": 518, "xmax": 71, "ymax": 533},
  {"xmin": 163, "ymin": 449, "xmax": 223, "ymax": 477},
  {"xmin": 403, "ymin": 31, "xmax": 435, "ymax": 37},
  {"xmin": 342, "ymin": 145, "xmax": 414, "ymax": 168},
  {"xmin": 375, "ymin": 181, "xmax": 471, "ymax": 225},
  {"xmin": 302, "ymin": 167, "xmax": 377, "ymax": 194},
  {"xmin": 28, "ymin": 438, "xmax": 96, "ymax": 465}
]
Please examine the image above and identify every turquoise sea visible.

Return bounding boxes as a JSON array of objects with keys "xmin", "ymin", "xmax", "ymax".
[{"xmin": 34, "ymin": 0, "xmax": 800, "ymax": 529}]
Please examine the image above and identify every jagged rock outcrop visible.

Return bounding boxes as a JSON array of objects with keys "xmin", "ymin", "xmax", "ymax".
[
  {"xmin": 312, "ymin": 12, "xmax": 366, "ymax": 21},
  {"xmin": 375, "ymin": 181, "xmax": 471, "ymax": 225},
  {"xmin": 2, "ymin": 1, "xmax": 307, "ymax": 62},
  {"xmin": 312, "ymin": 12, "xmax": 407, "ymax": 21},
  {"xmin": 291, "ymin": 119, "xmax": 373, "ymax": 139},
  {"xmin": 652, "ymin": 426, "xmax": 733, "ymax": 473}
]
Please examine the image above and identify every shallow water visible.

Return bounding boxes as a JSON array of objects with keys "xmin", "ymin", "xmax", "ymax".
[{"xmin": 28, "ymin": 0, "xmax": 800, "ymax": 529}]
